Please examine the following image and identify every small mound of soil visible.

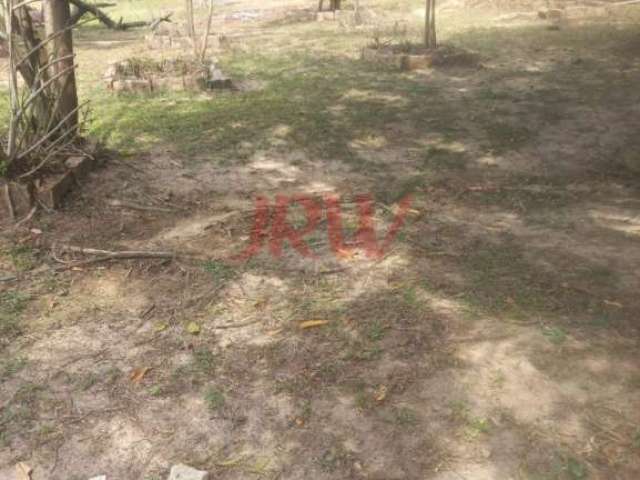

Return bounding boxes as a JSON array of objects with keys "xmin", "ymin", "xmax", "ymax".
[{"xmin": 428, "ymin": 45, "xmax": 482, "ymax": 68}]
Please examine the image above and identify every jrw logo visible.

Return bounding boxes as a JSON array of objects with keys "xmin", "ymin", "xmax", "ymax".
[{"xmin": 236, "ymin": 194, "xmax": 412, "ymax": 260}]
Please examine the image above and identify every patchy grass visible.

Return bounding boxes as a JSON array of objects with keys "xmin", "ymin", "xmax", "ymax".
[
  {"xmin": 464, "ymin": 416, "xmax": 491, "ymax": 439},
  {"xmin": 317, "ymin": 443, "xmax": 352, "ymax": 473},
  {"xmin": 5, "ymin": 245, "xmax": 36, "ymax": 272},
  {"xmin": 366, "ymin": 319, "xmax": 387, "ymax": 342},
  {"xmin": 0, "ymin": 290, "xmax": 30, "ymax": 344},
  {"xmin": 0, "ymin": 382, "xmax": 47, "ymax": 445},
  {"xmin": 204, "ymin": 386, "xmax": 226, "ymax": 412},
  {"xmin": 542, "ymin": 325, "xmax": 568, "ymax": 345},
  {"xmin": 0, "ymin": 356, "xmax": 27, "ymax": 380},
  {"xmin": 484, "ymin": 121, "xmax": 534, "ymax": 154},
  {"xmin": 422, "ymin": 146, "xmax": 468, "ymax": 171},
  {"xmin": 192, "ymin": 347, "xmax": 217, "ymax": 376},
  {"xmin": 388, "ymin": 405, "xmax": 419, "ymax": 427},
  {"xmin": 563, "ymin": 456, "xmax": 588, "ymax": 480}
]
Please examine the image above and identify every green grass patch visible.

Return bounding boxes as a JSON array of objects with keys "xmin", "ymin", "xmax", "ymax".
[
  {"xmin": 0, "ymin": 357, "xmax": 27, "ymax": 380},
  {"xmin": 389, "ymin": 406, "xmax": 419, "ymax": 427},
  {"xmin": 6, "ymin": 245, "xmax": 36, "ymax": 272},
  {"xmin": 192, "ymin": 347, "xmax": 217, "ymax": 375},
  {"xmin": 542, "ymin": 326, "xmax": 568, "ymax": 345},
  {"xmin": 204, "ymin": 386, "xmax": 225, "ymax": 411},
  {"xmin": 0, "ymin": 290, "xmax": 30, "ymax": 343},
  {"xmin": 203, "ymin": 260, "xmax": 235, "ymax": 282}
]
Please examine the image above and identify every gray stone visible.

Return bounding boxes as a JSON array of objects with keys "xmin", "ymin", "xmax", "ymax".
[
  {"xmin": 167, "ymin": 464, "xmax": 209, "ymax": 480},
  {"xmin": 207, "ymin": 66, "xmax": 233, "ymax": 90}
]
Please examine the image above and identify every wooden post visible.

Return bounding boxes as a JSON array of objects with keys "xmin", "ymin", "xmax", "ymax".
[{"xmin": 43, "ymin": 0, "xmax": 79, "ymax": 131}]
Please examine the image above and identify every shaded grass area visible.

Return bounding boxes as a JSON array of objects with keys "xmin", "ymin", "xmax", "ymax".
[
  {"xmin": 88, "ymin": 51, "xmax": 458, "ymax": 162},
  {"xmin": 0, "ymin": 290, "xmax": 30, "ymax": 350},
  {"xmin": 453, "ymin": 237, "xmax": 620, "ymax": 326},
  {"xmin": 82, "ymin": 20, "xmax": 640, "ymax": 180}
]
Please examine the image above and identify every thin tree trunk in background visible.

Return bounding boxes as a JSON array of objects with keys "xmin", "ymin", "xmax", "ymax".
[
  {"xmin": 5, "ymin": 0, "xmax": 18, "ymax": 159},
  {"xmin": 185, "ymin": 0, "xmax": 195, "ymax": 39},
  {"xmin": 199, "ymin": 0, "xmax": 215, "ymax": 62},
  {"xmin": 425, "ymin": 0, "xmax": 437, "ymax": 49},
  {"xmin": 430, "ymin": 0, "xmax": 437, "ymax": 48},
  {"xmin": 43, "ymin": 0, "xmax": 79, "ymax": 131},
  {"xmin": 425, "ymin": 0, "xmax": 431, "ymax": 48}
]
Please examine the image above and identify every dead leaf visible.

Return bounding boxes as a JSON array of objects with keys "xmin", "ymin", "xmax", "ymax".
[
  {"xmin": 186, "ymin": 322, "xmax": 201, "ymax": 335},
  {"xmin": 299, "ymin": 320, "xmax": 329, "ymax": 329},
  {"xmin": 336, "ymin": 248, "xmax": 356, "ymax": 260},
  {"xmin": 155, "ymin": 322, "xmax": 168, "ymax": 332},
  {"xmin": 374, "ymin": 384, "xmax": 387, "ymax": 402},
  {"xmin": 129, "ymin": 367, "xmax": 151, "ymax": 384},
  {"xmin": 16, "ymin": 462, "xmax": 32, "ymax": 480},
  {"xmin": 254, "ymin": 299, "xmax": 269, "ymax": 309},
  {"xmin": 266, "ymin": 328, "xmax": 283, "ymax": 336}
]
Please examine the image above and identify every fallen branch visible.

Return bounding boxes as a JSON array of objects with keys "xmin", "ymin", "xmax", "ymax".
[
  {"xmin": 107, "ymin": 199, "xmax": 182, "ymax": 213},
  {"xmin": 51, "ymin": 245, "xmax": 175, "ymax": 270},
  {"xmin": 213, "ymin": 317, "xmax": 261, "ymax": 329},
  {"xmin": 70, "ymin": 2, "xmax": 116, "ymax": 25},
  {"xmin": 54, "ymin": 249, "xmax": 174, "ymax": 271},
  {"xmin": 68, "ymin": 0, "xmax": 173, "ymax": 30},
  {"xmin": 149, "ymin": 14, "xmax": 173, "ymax": 31},
  {"xmin": 58, "ymin": 245, "xmax": 175, "ymax": 259}
]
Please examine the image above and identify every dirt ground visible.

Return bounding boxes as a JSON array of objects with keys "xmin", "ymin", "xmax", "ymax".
[{"xmin": 1, "ymin": 0, "xmax": 640, "ymax": 479}]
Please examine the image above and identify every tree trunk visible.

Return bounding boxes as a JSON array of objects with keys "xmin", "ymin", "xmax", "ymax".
[
  {"xmin": 13, "ymin": 6, "xmax": 49, "ymax": 133},
  {"xmin": 43, "ymin": 0, "xmax": 79, "ymax": 131},
  {"xmin": 425, "ymin": 0, "xmax": 437, "ymax": 49},
  {"xmin": 185, "ymin": 0, "xmax": 195, "ymax": 39},
  {"xmin": 354, "ymin": 0, "xmax": 362, "ymax": 24},
  {"xmin": 430, "ymin": 0, "xmax": 437, "ymax": 47}
]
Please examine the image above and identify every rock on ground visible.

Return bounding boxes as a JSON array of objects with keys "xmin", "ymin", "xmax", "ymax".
[{"xmin": 168, "ymin": 464, "xmax": 209, "ymax": 480}]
